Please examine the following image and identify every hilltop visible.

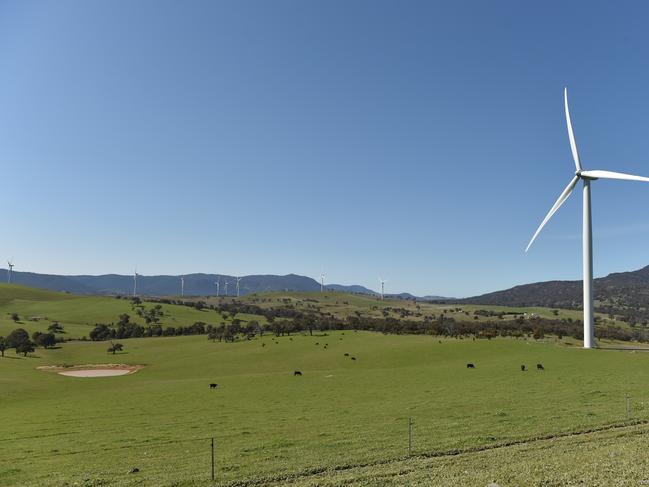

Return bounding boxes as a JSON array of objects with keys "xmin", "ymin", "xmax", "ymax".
[{"xmin": 460, "ymin": 264, "xmax": 649, "ymax": 323}]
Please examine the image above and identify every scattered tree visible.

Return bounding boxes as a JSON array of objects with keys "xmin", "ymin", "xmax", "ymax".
[
  {"xmin": 16, "ymin": 341, "xmax": 35, "ymax": 357},
  {"xmin": 107, "ymin": 342, "xmax": 124, "ymax": 354},
  {"xmin": 6, "ymin": 328, "xmax": 29, "ymax": 348},
  {"xmin": 32, "ymin": 332, "xmax": 56, "ymax": 349},
  {"xmin": 48, "ymin": 322, "xmax": 65, "ymax": 334}
]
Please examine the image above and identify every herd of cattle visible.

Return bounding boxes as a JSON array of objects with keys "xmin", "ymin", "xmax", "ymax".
[{"xmin": 209, "ymin": 335, "xmax": 549, "ymax": 388}]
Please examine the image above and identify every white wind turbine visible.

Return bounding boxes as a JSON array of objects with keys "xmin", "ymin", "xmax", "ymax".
[
  {"xmin": 133, "ymin": 268, "xmax": 139, "ymax": 297},
  {"xmin": 215, "ymin": 276, "xmax": 220, "ymax": 297},
  {"xmin": 526, "ymin": 88, "xmax": 649, "ymax": 349},
  {"xmin": 320, "ymin": 271, "xmax": 325, "ymax": 293},
  {"xmin": 224, "ymin": 280, "xmax": 229, "ymax": 296},
  {"xmin": 378, "ymin": 277, "xmax": 387, "ymax": 300},
  {"xmin": 180, "ymin": 276, "xmax": 185, "ymax": 297},
  {"xmin": 7, "ymin": 260, "xmax": 14, "ymax": 283},
  {"xmin": 236, "ymin": 276, "xmax": 242, "ymax": 297}
]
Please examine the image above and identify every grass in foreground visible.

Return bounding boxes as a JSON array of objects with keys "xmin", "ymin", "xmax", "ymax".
[
  {"xmin": 2, "ymin": 331, "xmax": 649, "ymax": 486},
  {"xmin": 277, "ymin": 422, "xmax": 649, "ymax": 486}
]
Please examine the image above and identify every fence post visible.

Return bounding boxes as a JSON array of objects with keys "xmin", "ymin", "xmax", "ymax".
[
  {"xmin": 211, "ymin": 437, "xmax": 215, "ymax": 481},
  {"xmin": 626, "ymin": 395, "xmax": 631, "ymax": 419},
  {"xmin": 408, "ymin": 417, "xmax": 413, "ymax": 456}
]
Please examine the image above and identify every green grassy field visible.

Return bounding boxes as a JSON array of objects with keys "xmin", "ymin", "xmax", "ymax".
[
  {"xmin": 277, "ymin": 421, "xmax": 649, "ymax": 486},
  {"xmin": 1, "ymin": 284, "xmax": 648, "ymax": 486},
  {"xmin": 3, "ymin": 326, "xmax": 649, "ymax": 486}
]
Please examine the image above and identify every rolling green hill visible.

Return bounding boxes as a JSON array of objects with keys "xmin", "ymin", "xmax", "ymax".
[
  {"xmin": 0, "ymin": 284, "xmax": 254, "ymax": 338},
  {"xmin": 0, "ymin": 284, "xmax": 634, "ymax": 344}
]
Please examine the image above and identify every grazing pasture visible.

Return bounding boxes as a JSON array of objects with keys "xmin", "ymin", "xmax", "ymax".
[
  {"xmin": 2, "ymin": 330, "xmax": 649, "ymax": 486},
  {"xmin": 233, "ymin": 291, "xmax": 628, "ymax": 327},
  {"xmin": 0, "ymin": 284, "xmax": 262, "ymax": 338}
]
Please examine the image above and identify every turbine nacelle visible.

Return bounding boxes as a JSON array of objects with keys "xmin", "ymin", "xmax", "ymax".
[
  {"xmin": 575, "ymin": 170, "xmax": 597, "ymax": 180},
  {"xmin": 525, "ymin": 88, "xmax": 649, "ymax": 253}
]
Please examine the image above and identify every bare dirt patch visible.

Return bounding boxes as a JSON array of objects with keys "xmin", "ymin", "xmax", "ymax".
[{"xmin": 38, "ymin": 363, "xmax": 143, "ymax": 377}]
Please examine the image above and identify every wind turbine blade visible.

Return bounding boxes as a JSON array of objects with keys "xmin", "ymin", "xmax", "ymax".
[
  {"xmin": 525, "ymin": 175, "xmax": 579, "ymax": 252},
  {"xmin": 580, "ymin": 170, "xmax": 649, "ymax": 183},
  {"xmin": 564, "ymin": 88, "xmax": 582, "ymax": 171}
]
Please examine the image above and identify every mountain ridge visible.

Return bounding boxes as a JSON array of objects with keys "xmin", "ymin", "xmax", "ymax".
[
  {"xmin": 458, "ymin": 265, "xmax": 649, "ymax": 316},
  {"xmin": 0, "ymin": 270, "xmax": 387, "ymax": 297}
]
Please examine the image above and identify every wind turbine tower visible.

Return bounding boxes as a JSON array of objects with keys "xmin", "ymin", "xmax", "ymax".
[
  {"xmin": 180, "ymin": 276, "xmax": 185, "ymax": 298},
  {"xmin": 379, "ymin": 277, "xmax": 387, "ymax": 300},
  {"xmin": 224, "ymin": 280, "xmax": 229, "ymax": 296},
  {"xmin": 526, "ymin": 88, "xmax": 649, "ymax": 349},
  {"xmin": 215, "ymin": 276, "xmax": 220, "ymax": 297},
  {"xmin": 236, "ymin": 276, "xmax": 242, "ymax": 297},
  {"xmin": 320, "ymin": 272, "xmax": 325, "ymax": 293},
  {"xmin": 7, "ymin": 260, "xmax": 14, "ymax": 284},
  {"xmin": 133, "ymin": 268, "xmax": 139, "ymax": 297}
]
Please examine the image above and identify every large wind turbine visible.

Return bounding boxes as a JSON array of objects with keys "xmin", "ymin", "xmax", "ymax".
[
  {"xmin": 378, "ymin": 277, "xmax": 387, "ymax": 300},
  {"xmin": 320, "ymin": 272, "xmax": 325, "ymax": 293},
  {"xmin": 526, "ymin": 88, "xmax": 649, "ymax": 349},
  {"xmin": 180, "ymin": 276, "xmax": 185, "ymax": 297},
  {"xmin": 7, "ymin": 260, "xmax": 14, "ymax": 283},
  {"xmin": 224, "ymin": 280, "xmax": 229, "ymax": 296},
  {"xmin": 215, "ymin": 276, "xmax": 220, "ymax": 297}
]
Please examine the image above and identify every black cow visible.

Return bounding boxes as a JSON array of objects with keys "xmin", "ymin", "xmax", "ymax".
[
  {"xmin": 351, "ymin": 357, "xmax": 357, "ymax": 361},
  {"xmin": 537, "ymin": 363, "xmax": 545, "ymax": 370},
  {"xmin": 209, "ymin": 383, "xmax": 218, "ymax": 389},
  {"xmin": 521, "ymin": 365, "xmax": 526, "ymax": 372},
  {"xmin": 466, "ymin": 363, "xmax": 475, "ymax": 369},
  {"xmin": 344, "ymin": 353, "xmax": 349, "ymax": 356},
  {"xmin": 294, "ymin": 370, "xmax": 302, "ymax": 376}
]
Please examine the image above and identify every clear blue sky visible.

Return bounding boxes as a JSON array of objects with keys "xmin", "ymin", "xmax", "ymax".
[{"xmin": 2, "ymin": 1, "xmax": 649, "ymax": 297}]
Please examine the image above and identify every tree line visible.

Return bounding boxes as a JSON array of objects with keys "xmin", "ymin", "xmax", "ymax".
[
  {"xmin": 85, "ymin": 308, "xmax": 647, "ymax": 344},
  {"xmin": 0, "ymin": 322, "xmax": 65, "ymax": 357}
]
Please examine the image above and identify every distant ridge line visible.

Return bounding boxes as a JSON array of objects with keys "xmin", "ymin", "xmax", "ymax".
[{"xmin": 0, "ymin": 269, "xmax": 445, "ymax": 299}]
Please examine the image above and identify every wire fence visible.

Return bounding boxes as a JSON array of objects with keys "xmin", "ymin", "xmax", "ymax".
[{"xmin": 3, "ymin": 394, "xmax": 649, "ymax": 486}]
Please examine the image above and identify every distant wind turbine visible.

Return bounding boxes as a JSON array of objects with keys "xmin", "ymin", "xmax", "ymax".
[
  {"xmin": 526, "ymin": 88, "xmax": 649, "ymax": 349},
  {"xmin": 378, "ymin": 277, "xmax": 387, "ymax": 300},
  {"xmin": 224, "ymin": 280, "xmax": 229, "ymax": 296},
  {"xmin": 236, "ymin": 276, "xmax": 242, "ymax": 297},
  {"xmin": 180, "ymin": 276, "xmax": 185, "ymax": 298},
  {"xmin": 320, "ymin": 271, "xmax": 325, "ymax": 293},
  {"xmin": 215, "ymin": 276, "xmax": 220, "ymax": 297},
  {"xmin": 133, "ymin": 268, "xmax": 139, "ymax": 297},
  {"xmin": 7, "ymin": 260, "xmax": 14, "ymax": 283}
]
